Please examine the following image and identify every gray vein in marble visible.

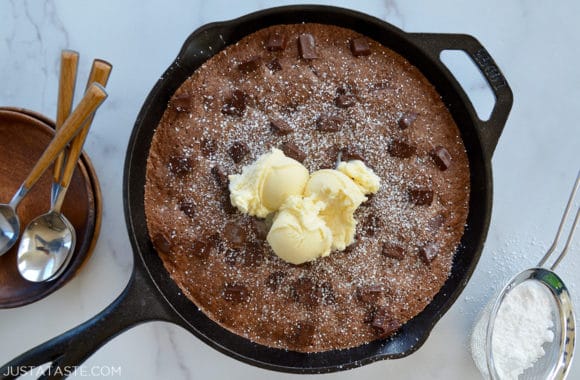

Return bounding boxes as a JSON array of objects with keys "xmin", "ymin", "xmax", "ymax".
[
  {"xmin": 22, "ymin": 0, "xmax": 48, "ymax": 110},
  {"xmin": 23, "ymin": 0, "xmax": 43, "ymax": 45},
  {"xmin": 154, "ymin": 324, "xmax": 193, "ymax": 380},
  {"xmin": 89, "ymin": 133, "xmax": 122, "ymax": 155},
  {"xmin": 4, "ymin": 0, "xmax": 17, "ymax": 52},
  {"xmin": 382, "ymin": 0, "xmax": 404, "ymax": 28},
  {"xmin": 44, "ymin": 0, "xmax": 70, "ymax": 49},
  {"xmin": 103, "ymin": 238, "xmax": 132, "ymax": 273}
]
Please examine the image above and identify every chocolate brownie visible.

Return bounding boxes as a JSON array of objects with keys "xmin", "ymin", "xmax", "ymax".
[{"xmin": 144, "ymin": 23, "xmax": 470, "ymax": 352}]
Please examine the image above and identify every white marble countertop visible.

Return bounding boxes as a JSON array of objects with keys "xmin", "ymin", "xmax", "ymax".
[{"xmin": 1, "ymin": 1, "xmax": 579, "ymax": 379}]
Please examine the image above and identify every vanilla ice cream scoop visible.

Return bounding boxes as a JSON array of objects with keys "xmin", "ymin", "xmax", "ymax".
[
  {"xmin": 305, "ymin": 169, "xmax": 368, "ymax": 251},
  {"xmin": 228, "ymin": 149, "xmax": 381, "ymax": 265},
  {"xmin": 229, "ymin": 148, "xmax": 309, "ymax": 217},
  {"xmin": 267, "ymin": 196, "xmax": 333, "ymax": 265},
  {"xmin": 337, "ymin": 160, "xmax": 381, "ymax": 194}
]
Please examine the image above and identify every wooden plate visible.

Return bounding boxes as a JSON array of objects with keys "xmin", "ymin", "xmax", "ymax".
[{"xmin": 0, "ymin": 107, "xmax": 102, "ymax": 308}]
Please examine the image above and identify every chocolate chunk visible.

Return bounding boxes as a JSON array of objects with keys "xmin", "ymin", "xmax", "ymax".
[
  {"xmin": 291, "ymin": 321, "xmax": 315, "ymax": 346},
  {"xmin": 408, "ymin": 187, "xmax": 434, "ymax": 206},
  {"xmin": 222, "ymin": 283, "xmax": 248, "ymax": 303},
  {"xmin": 267, "ymin": 271, "xmax": 286, "ymax": 291},
  {"xmin": 170, "ymin": 93, "xmax": 191, "ymax": 112},
  {"xmin": 238, "ymin": 56, "xmax": 261, "ymax": 74},
  {"xmin": 298, "ymin": 34, "xmax": 317, "ymax": 59},
  {"xmin": 382, "ymin": 242, "xmax": 405, "ymax": 260},
  {"xmin": 251, "ymin": 218, "xmax": 269, "ymax": 240},
  {"xmin": 371, "ymin": 308, "xmax": 400, "ymax": 338},
  {"xmin": 243, "ymin": 241, "xmax": 264, "ymax": 267},
  {"xmin": 152, "ymin": 233, "xmax": 171, "ymax": 254},
  {"xmin": 335, "ymin": 94, "xmax": 356, "ymax": 108},
  {"xmin": 266, "ymin": 32, "xmax": 287, "ymax": 51},
  {"xmin": 428, "ymin": 214, "xmax": 446, "ymax": 232},
  {"xmin": 229, "ymin": 141, "xmax": 250, "ymax": 163},
  {"xmin": 339, "ymin": 146, "xmax": 365, "ymax": 162},
  {"xmin": 343, "ymin": 239, "xmax": 359, "ymax": 254},
  {"xmin": 200, "ymin": 138, "xmax": 217, "ymax": 157},
  {"xmin": 211, "ymin": 165, "xmax": 229, "ymax": 189},
  {"xmin": 336, "ymin": 84, "xmax": 352, "ymax": 95},
  {"xmin": 319, "ymin": 282, "xmax": 336, "ymax": 305},
  {"xmin": 266, "ymin": 58, "xmax": 282, "ymax": 72},
  {"xmin": 316, "ymin": 114, "xmax": 344, "ymax": 132},
  {"xmin": 363, "ymin": 305, "xmax": 378, "ymax": 323},
  {"xmin": 419, "ymin": 242, "xmax": 439, "ymax": 264},
  {"xmin": 291, "ymin": 277, "xmax": 319, "ymax": 306},
  {"xmin": 221, "ymin": 90, "xmax": 247, "ymax": 116},
  {"xmin": 309, "ymin": 64, "xmax": 319, "ymax": 78},
  {"xmin": 207, "ymin": 232, "xmax": 221, "ymax": 246},
  {"xmin": 350, "ymin": 37, "xmax": 371, "ymax": 57},
  {"xmin": 388, "ymin": 139, "xmax": 416, "ymax": 158},
  {"xmin": 179, "ymin": 199, "xmax": 196, "ymax": 218},
  {"xmin": 168, "ymin": 154, "xmax": 193, "ymax": 175},
  {"xmin": 221, "ymin": 194, "xmax": 237, "ymax": 214},
  {"xmin": 431, "ymin": 146, "xmax": 452, "ymax": 171},
  {"xmin": 363, "ymin": 214, "xmax": 382, "ymax": 236},
  {"xmin": 191, "ymin": 239, "xmax": 213, "ymax": 260},
  {"xmin": 281, "ymin": 141, "xmax": 306, "ymax": 163},
  {"xmin": 223, "ymin": 220, "xmax": 247, "ymax": 248},
  {"xmin": 318, "ymin": 145, "xmax": 340, "ymax": 169},
  {"xmin": 356, "ymin": 285, "xmax": 383, "ymax": 304},
  {"xmin": 360, "ymin": 192, "xmax": 375, "ymax": 207},
  {"xmin": 270, "ymin": 118, "xmax": 293, "ymax": 135},
  {"xmin": 398, "ymin": 112, "xmax": 418, "ymax": 130}
]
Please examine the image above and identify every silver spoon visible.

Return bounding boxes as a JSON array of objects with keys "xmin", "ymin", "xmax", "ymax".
[
  {"xmin": 18, "ymin": 61, "xmax": 112, "ymax": 282},
  {"xmin": 0, "ymin": 83, "xmax": 107, "ymax": 257},
  {"xmin": 14, "ymin": 50, "xmax": 79, "ymax": 283}
]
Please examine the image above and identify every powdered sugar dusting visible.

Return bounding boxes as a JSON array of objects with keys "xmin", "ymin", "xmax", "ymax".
[{"xmin": 144, "ymin": 23, "xmax": 470, "ymax": 352}]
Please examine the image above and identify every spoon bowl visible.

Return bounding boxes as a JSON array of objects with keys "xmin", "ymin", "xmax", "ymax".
[
  {"xmin": 17, "ymin": 211, "xmax": 76, "ymax": 282},
  {"xmin": 0, "ymin": 205, "xmax": 20, "ymax": 254}
]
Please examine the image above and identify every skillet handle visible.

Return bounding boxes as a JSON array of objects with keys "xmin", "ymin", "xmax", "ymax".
[
  {"xmin": 409, "ymin": 33, "xmax": 513, "ymax": 158},
  {"xmin": 0, "ymin": 264, "xmax": 174, "ymax": 380}
]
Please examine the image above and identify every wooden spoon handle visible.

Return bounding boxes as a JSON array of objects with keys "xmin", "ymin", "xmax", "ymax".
[
  {"xmin": 58, "ymin": 59, "xmax": 112, "ymax": 190},
  {"xmin": 22, "ymin": 83, "xmax": 107, "ymax": 191},
  {"xmin": 53, "ymin": 50, "xmax": 79, "ymax": 184}
]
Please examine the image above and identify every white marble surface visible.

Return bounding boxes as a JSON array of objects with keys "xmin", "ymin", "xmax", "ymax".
[{"xmin": 1, "ymin": 0, "xmax": 579, "ymax": 379}]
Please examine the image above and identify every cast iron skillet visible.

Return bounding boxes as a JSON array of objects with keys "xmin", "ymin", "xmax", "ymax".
[{"xmin": 0, "ymin": 5, "xmax": 512, "ymax": 378}]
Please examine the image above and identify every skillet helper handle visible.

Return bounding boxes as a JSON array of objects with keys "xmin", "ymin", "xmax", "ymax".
[
  {"xmin": 409, "ymin": 33, "xmax": 513, "ymax": 158},
  {"xmin": 20, "ymin": 84, "xmax": 107, "ymax": 193},
  {"xmin": 0, "ymin": 266, "xmax": 174, "ymax": 380}
]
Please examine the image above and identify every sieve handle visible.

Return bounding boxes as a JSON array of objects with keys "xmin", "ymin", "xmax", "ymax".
[{"xmin": 538, "ymin": 171, "xmax": 580, "ymax": 269}]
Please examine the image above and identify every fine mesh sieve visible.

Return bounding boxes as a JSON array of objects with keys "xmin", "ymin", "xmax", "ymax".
[{"xmin": 471, "ymin": 171, "xmax": 578, "ymax": 379}]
